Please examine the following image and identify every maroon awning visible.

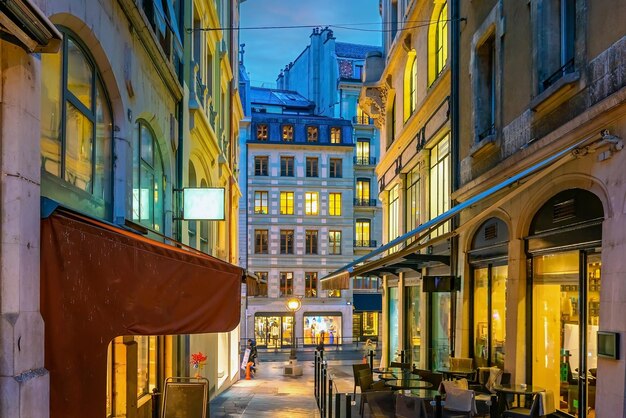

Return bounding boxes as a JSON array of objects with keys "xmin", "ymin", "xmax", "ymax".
[{"xmin": 40, "ymin": 208, "xmax": 243, "ymax": 418}]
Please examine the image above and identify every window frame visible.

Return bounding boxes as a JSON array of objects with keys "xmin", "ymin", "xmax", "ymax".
[
  {"xmin": 330, "ymin": 127, "xmax": 342, "ymax": 144},
  {"xmin": 305, "ymin": 230, "xmax": 319, "ymax": 255},
  {"xmin": 254, "ymin": 190, "xmax": 269, "ymax": 214},
  {"xmin": 280, "ymin": 229, "xmax": 294, "ymax": 254},
  {"xmin": 306, "ymin": 157, "xmax": 319, "ymax": 177},
  {"xmin": 254, "ymin": 156, "xmax": 269, "ymax": 176},
  {"xmin": 282, "ymin": 124, "xmax": 294, "ymax": 142},
  {"xmin": 329, "ymin": 158, "xmax": 343, "ymax": 178},
  {"xmin": 305, "ymin": 272, "xmax": 318, "ymax": 298},
  {"xmin": 435, "ymin": 2, "xmax": 449, "ymax": 77},
  {"xmin": 305, "ymin": 192, "xmax": 319, "ymax": 216},
  {"xmin": 256, "ymin": 123, "xmax": 268, "ymax": 141},
  {"xmin": 307, "ymin": 126, "xmax": 319, "ymax": 142},
  {"xmin": 280, "ymin": 272, "xmax": 294, "ymax": 296},
  {"xmin": 133, "ymin": 120, "xmax": 165, "ymax": 232},
  {"xmin": 254, "ymin": 229, "xmax": 269, "ymax": 254},
  {"xmin": 280, "ymin": 156, "xmax": 294, "ymax": 177},
  {"xmin": 328, "ymin": 230, "xmax": 342, "ymax": 255},
  {"xmin": 280, "ymin": 191, "xmax": 294, "ymax": 215},
  {"xmin": 355, "ymin": 218, "xmax": 371, "ymax": 247},
  {"xmin": 329, "ymin": 192, "xmax": 342, "ymax": 216}
]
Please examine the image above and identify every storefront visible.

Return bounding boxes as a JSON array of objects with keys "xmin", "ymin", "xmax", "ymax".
[
  {"xmin": 353, "ymin": 293, "xmax": 382, "ymax": 341},
  {"xmin": 526, "ymin": 189, "xmax": 603, "ymax": 417},
  {"xmin": 303, "ymin": 313, "xmax": 343, "ymax": 345},
  {"xmin": 254, "ymin": 313, "xmax": 294, "ymax": 348}
]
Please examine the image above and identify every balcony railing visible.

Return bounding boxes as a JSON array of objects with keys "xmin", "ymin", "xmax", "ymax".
[
  {"xmin": 353, "ymin": 115, "xmax": 374, "ymax": 125},
  {"xmin": 542, "ymin": 58, "xmax": 575, "ymax": 91},
  {"xmin": 354, "ymin": 198, "xmax": 377, "ymax": 207},
  {"xmin": 354, "ymin": 240, "xmax": 377, "ymax": 248},
  {"xmin": 354, "ymin": 156, "xmax": 377, "ymax": 166}
]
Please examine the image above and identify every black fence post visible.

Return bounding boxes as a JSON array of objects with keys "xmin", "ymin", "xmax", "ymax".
[
  {"xmin": 335, "ymin": 393, "xmax": 341, "ymax": 418},
  {"xmin": 314, "ymin": 351, "xmax": 319, "ymax": 403},
  {"xmin": 151, "ymin": 387, "xmax": 160, "ymax": 418},
  {"xmin": 490, "ymin": 394, "xmax": 498, "ymax": 418},
  {"xmin": 368, "ymin": 350, "xmax": 374, "ymax": 371},
  {"xmin": 328, "ymin": 377, "xmax": 333, "ymax": 418},
  {"xmin": 345, "ymin": 394, "xmax": 352, "ymax": 418},
  {"xmin": 435, "ymin": 395, "xmax": 442, "ymax": 418},
  {"xmin": 321, "ymin": 367, "xmax": 327, "ymax": 418},
  {"xmin": 400, "ymin": 350, "xmax": 405, "ymax": 363}
]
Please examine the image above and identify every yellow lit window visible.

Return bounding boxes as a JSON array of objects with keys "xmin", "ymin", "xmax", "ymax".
[
  {"xmin": 282, "ymin": 125, "xmax": 294, "ymax": 141},
  {"xmin": 256, "ymin": 124, "xmax": 268, "ymax": 140},
  {"xmin": 357, "ymin": 106, "xmax": 370, "ymax": 124},
  {"xmin": 329, "ymin": 193, "xmax": 342, "ymax": 216},
  {"xmin": 330, "ymin": 127, "xmax": 341, "ymax": 144},
  {"xmin": 305, "ymin": 192, "xmax": 319, "ymax": 215},
  {"xmin": 403, "ymin": 54, "xmax": 417, "ymax": 121},
  {"xmin": 280, "ymin": 191, "xmax": 294, "ymax": 215}
]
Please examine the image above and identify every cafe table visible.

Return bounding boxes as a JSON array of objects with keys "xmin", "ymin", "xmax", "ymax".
[
  {"xmin": 436, "ymin": 367, "xmax": 477, "ymax": 381},
  {"xmin": 372, "ymin": 366, "xmax": 410, "ymax": 374},
  {"xmin": 384, "ymin": 379, "xmax": 433, "ymax": 390},
  {"xmin": 493, "ymin": 383, "xmax": 545, "ymax": 413}
]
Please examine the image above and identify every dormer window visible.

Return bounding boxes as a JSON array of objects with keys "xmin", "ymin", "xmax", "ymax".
[
  {"xmin": 330, "ymin": 127, "xmax": 341, "ymax": 144},
  {"xmin": 307, "ymin": 126, "xmax": 318, "ymax": 142},
  {"xmin": 282, "ymin": 124, "xmax": 294, "ymax": 141},
  {"xmin": 256, "ymin": 124, "xmax": 268, "ymax": 140}
]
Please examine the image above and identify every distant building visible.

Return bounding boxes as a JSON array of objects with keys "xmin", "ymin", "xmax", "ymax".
[{"xmin": 277, "ymin": 28, "xmax": 384, "ymax": 342}]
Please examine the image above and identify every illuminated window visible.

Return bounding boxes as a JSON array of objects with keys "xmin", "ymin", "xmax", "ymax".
[
  {"xmin": 280, "ymin": 156, "xmax": 294, "ymax": 176},
  {"xmin": 356, "ymin": 106, "xmax": 370, "ymax": 124},
  {"xmin": 305, "ymin": 192, "xmax": 319, "ymax": 215},
  {"xmin": 429, "ymin": 1, "xmax": 448, "ymax": 84},
  {"xmin": 256, "ymin": 124, "xmax": 268, "ymax": 140},
  {"xmin": 356, "ymin": 140, "xmax": 371, "ymax": 165},
  {"xmin": 329, "ymin": 230, "xmax": 342, "ymax": 255},
  {"xmin": 282, "ymin": 124, "xmax": 294, "ymax": 141},
  {"xmin": 40, "ymin": 29, "xmax": 113, "ymax": 217},
  {"xmin": 328, "ymin": 289, "xmax": 341, "ymax": 298},
  {"xmin": 280, "ymin": 191, "xmax": 294, "ymax": 215},
  {"xmin": 329, "ymin": 193, "xmax": 342, "ymax": 216},
  {"xmin": 254, "ymin": 156, "xmax": 268, "ymax": 176},
  {"xmin": 254, "ymin": 229, "xmax": 268, "ymax": 254},
  {"xmin": 305, "ymin": 230, "xmax": 318, "ymax": 255},
  {"xmin": 430, "ymin": 135, "xmax": 450, "ymax": 236},
  {"xmin": 405, "ymin": 165, "xmax": 420, "ymax": 238},
  {"xmin": 355, "ymin": 219, "xmax": 371, "ymax": 247},
  {"xmin": 132, "ymin": 122, "xmax": 165, "ymax": 232},
  {"xmin": 136, "ymin": 336, "xmax": 158, "ymax": 398},
  {"xmin": 280, "ymin": 230, "xmax": 294, "ymax": 254},
  {"xmin": 388, "ymin": 185, "xmax": 400, "ymax": 251},
  {"xmin": 329, "ymin": 158, "xmax": 342, "ymax": 178},
  {"xmin": 404, "ymin": 53, "xmax": 417, "ymax": 121},
  {"xmin": 356, "ymin": 178, "xmax": 371, "ymax": 206},
  {"xmin": 307, "ymin": 126, "xmax": 319, "ymax": 142},
  {"xmin": 254, "ymin": 191, "xmax": 268, "ymax": 214},
  {"xmin": 330, "ymin": 127, "xmax": 341, "ymax": 144},
  {"xmin": 305, "ymin": 272, "xmax": 318, "ymax": 297},
  {"xmin": 280, "ymin": 272, "xmax": 293, "ymax": 296},
  {"xmin": 306, "ymin": 157, "xmax": 318, "ymax": 177}
]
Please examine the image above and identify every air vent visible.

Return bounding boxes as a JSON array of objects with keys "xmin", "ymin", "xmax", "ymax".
[
  {"xmin": 484, "ymin": 223, "xmax": 498, "ymax": 241},
  {"xmin": 553, "ymin": 198, "xmax": 576, "ymax": 222}
]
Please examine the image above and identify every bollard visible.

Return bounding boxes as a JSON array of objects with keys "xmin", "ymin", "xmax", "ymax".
[
  {"xmin": 328, "ymin": 377, "xmax": 333, "ymax": 418},
  {"xmin": 334, "ymin": 393, "xmax": 341, "ymax": 418},
  {"xmin": 321, "ymin": 367, "xmax": 327, "ymax": 418},
  {"xmin": 314, "ymin": 352, "xmax": 319, "ymax": 402},
  {"xmin": 368, "ymin": 350, "xmax": 374, "ymax": 371},
  {"xmin": 245, "ymin": 362, "xmax": 254, "ymax": 380},
  {"xmin": 345, "ymin": 394, "xmax": 352, "ymax": 418},
  {"xmin": 435, "ymin": 394, "xmax": 442, "ymax": 418}
]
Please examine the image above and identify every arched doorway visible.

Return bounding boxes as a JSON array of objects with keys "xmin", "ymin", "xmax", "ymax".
[{"xmin": 527, "ymin": 189, "xmax": 603, "ymax": 417}]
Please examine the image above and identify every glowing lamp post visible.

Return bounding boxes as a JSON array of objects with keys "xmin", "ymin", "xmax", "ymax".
[{"xmin": 286, "ymin": 297, "xmax": 302, "ymax": 360}]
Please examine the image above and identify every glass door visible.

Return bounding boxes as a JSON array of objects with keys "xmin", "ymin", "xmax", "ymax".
[
  {"xmin": 405, "ymin": 284, "xmax": 424, "ymax": 369},
  {"xmin": 430, "ymin": 292, "xmax": 451, "ymax": 370}
]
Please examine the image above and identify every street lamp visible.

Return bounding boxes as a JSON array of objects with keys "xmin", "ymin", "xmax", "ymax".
[{"xmin": 285, "ymin": 296, "xmax": 302, "ymax": 360}]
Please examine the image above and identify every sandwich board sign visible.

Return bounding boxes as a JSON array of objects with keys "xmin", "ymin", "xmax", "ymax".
[
  {"xmin": 241, "ymin": 348, "xmax": 251, "ymax": 370},
  {"xmin": 162, "ymin": 377, "xmax": 208, "ymax": 418}
]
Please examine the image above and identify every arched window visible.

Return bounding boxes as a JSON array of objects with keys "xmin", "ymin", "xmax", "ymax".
[
  {"xmin": 428, "ymin": 1, "xmax": 448, "ymax": 85},
  {"xmin": 132, "ymin": 121, "xmax": 165, "ymax": 232},
  {"xmin": 403, "ymin": 54, "xmax": 417, "ymax": 121},
  {"xmin": 40, "ymin": 28, "xmax": 113, "ymax": 218},
  {"xmin": 188, "ymin": 162, "xmax": 198, "ymax": 246},
  {"xmin": 200, "ymin": 178, "xmax": 209, "ymax": 253}
]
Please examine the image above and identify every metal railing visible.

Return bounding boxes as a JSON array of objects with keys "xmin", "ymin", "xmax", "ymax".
[
  {"xmin": 353, "ymin": 198, "xmax": 377, "ymax": 207},
  {"xmin": 353, "ymin": 156, "xmax": 377, "ymax": 165},
  {"xmin": 352, "ymin": 115, "xmax": 374, "ymax": 125},
  {"xmin": 542, "ymin": 58, "xmax": 575, "ymax": 90},
  {"xmin": 353, "ymin": 240, "xmax": 377, "ymax": 248},
  {"xmin": 240, "ymin": 336, "xmax": 379, "ymax": 352}
]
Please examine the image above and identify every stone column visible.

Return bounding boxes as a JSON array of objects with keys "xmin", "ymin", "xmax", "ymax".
[{"xmin": 0, "ymin": 41, "xmax": 49, "ymax": 417}]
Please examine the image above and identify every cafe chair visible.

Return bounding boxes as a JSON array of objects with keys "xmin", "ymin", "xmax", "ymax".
[
  {"xmin": 357, "ymin": 368, "xmax": 390, "ymax": 416},
  {"xmin": 390, "ymin": 361, "xmax": 411, "ymax": 369},
  {"xmin": 442, "ymin": 386, "xmax": 477, "ymax": 418},
  {"xmin": 414, "ymin": 369, "xmax": 443, "ymax": 389},
  {"xmin": 502, "ymin": 390, "xmax": 555, "ymax": 418},
  {"xmin": 396, "ymin": 393, "xmax": 428, "ymax": 418},
  {"xmin": 352, "ymin": 363, "xmax": 371, "ymax": 396},
  {"xmin": 450, "ymin": 357, "xmax": 473, "ymax": 370}
]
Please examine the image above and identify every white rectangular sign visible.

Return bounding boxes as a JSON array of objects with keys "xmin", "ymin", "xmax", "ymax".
[{"xmin": 183, "ymin": 187, "xmax": 225, "ymax": 220}]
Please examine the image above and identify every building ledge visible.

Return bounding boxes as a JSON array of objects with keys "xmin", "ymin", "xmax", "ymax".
[
  {"xmin": 470, "ymin": 134, "xmax": 499, "ymax": 159},
  {"xmin": 530, "ymin": 71, "xmax": 580, "ymax": 115}
]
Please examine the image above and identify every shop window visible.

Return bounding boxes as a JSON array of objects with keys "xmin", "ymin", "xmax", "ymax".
[
  {"xmin": 254, "ymin": 156, "xmax": 268, "ymax": 176},
  {"xmin": 280, "ymin": 230, "xmax": 294, "ymax": 254},
  {"xmin": 304, "ymin": 315, "xmax": 342, "ymax": 345},
  {"xmin": 329, "ymin": 158, "xmax": 343, "ymax": 178},
  {"xmin": 280, "ymin": 191, "xmax": 294, "ymax": 215},
  {"xmin": 254, "ymin": 191, "xmax": 268, "ymax": 214},
  {"xmin": 132, "ymin": 122, "xmax": 165, "ymax": 232},
  {"xmin": 282, "ymin": 124, "xmax": 294, "ymax": 141},
  {"xmin": 306, "ymin": 157, "xmax": 319, "ymax": 177},
  {"xmin": 256, "ymin": 124, "xmax": 268, "ymax": 140},
  {"xmin": 330, "ymin": 127, "xmax": 341, "ymax": 144},
  {"xmin": 280, "ymin": 272, "xmax": 293, "ymax": 296},
  {"xmin": 188, "ymin": 163, "xmax": 198, "ymax": 247},
  {"xmin": 305, "ymin": 230, "xmax": 318, "ymax": 255},
  {"xmin": 307, "ymin": 126, "xmax": 319, "ymax": 142},
  {"xmin": 254, "ymin": 229, "xmax": 268, "ymax": 254},
  {"xmin": 40, "ymin": 29, "xmax": 113, "ymax": 219},
  {"xmin": 329, "ymin": 193, "xmax": 342, "ymax": 216},
  {"xmin": 388, "ymin": 287, "xmax": 399, "ymax": 362},
  {"xmin": 305, "ymin": 272, "xmax": 318, "ymax": 298},
  {"xmin": 280, "ymin": 156, "xmax": 294, "ymax": 176},
  {"xmin": 305, "ymin": 192, "xmax": 319, "ymax": 215},
  {"xmin": 353, "ymin": 312, "xmax": 379, "ymax": 342},
  {"xmin": 405, "ymin": 165, "xmax": 420, "ymax": 241},
  {"xmin": 136, "ymin": 336, "xmax": 157, "ymax": 399},
  {"xmin": 328, "ymin": 230, "xmax": 342, "ymax": 255},
  {"xmin": 388, "ymin": 185, "xmax": 400, "ymax": 251},
  {"xmin": 405, "ymin": 284, "xmax": 423, "ymax": 367}
]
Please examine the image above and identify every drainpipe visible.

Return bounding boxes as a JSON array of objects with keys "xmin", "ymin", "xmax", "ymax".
[{"xmin": 449, "ymin": 0, "xmax": 460, "ymax": 358}]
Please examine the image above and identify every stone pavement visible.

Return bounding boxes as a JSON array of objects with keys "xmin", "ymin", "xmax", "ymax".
[{"xmin": 209, "ymin": 359, "xmax": 369, "ymax": 417}]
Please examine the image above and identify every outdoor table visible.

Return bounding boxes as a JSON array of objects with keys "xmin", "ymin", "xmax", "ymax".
[
  {"xmin": 407, "ymin": 388, "xmax": 441, "ymax": 400},
  {"xmin": 384, "ymin": 379, "xmax": 433, "ymax": 390},
  {"xmin": 437, "ymin": 367, "xmax": 476, "ymax": 381},
  {"xmin": 377, "ymin": 370, "xmax": 421, "ymax": 381},
  {"xmin": 373, "ymin": 366, "xmax": 410, "ymax": 374},
  {"xmin": 493, "ymin": 383, "xmax": 545, "ymax": 413}
]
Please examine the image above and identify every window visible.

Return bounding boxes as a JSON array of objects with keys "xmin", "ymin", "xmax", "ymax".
[
  {"xmin": 405, "ymin": 165, "xmax": 420, "ymax": 239},
  {"xmin": 404, "ymin": 53, "xmax": 417, "ymax": 121},
  {"xmin": 475, "ymin": 34, "xmax": 496, "ymax": 141},
  {"xmin": 328, "ymin": 230, "xmax": 342, "ymax": 255},
  {"xmin": 436, "ymin": 2, "xmax": 448, "ymax": 78},
  {"xmin": 254, "ymin": 229, "xmax": 268, "ymax": 254},
  {"xmin": 329, "ymin": 193, "xmax": 342, "ymax": 216},
  {"xmin": 329, "ymin": 158, "xmax": 342, "ymax": 178},
  {"xmin": 306, "ymin": 157, "xmax": 319, "ymax": 177},
  {"xmin": 256, "ymin": 124, "xmax": 268, "ymax": 140},
  {"xmin": 132, "ymin": 122, "xmax": 165, "ymax": 232},
  {"xmin": 280, "ymin": 156, "xmax": 294, "ymax": 176},
  {"xmin": 280, "ymin": 230, "xmax": 294, "ymax": 254},
  {"xmin": 355, "ymin": 219, "xmax": 371, "ymax": 247},
  {"xmin": 255, "ymin": 272, "xmax": 268, "ymax": 297},
  {"xmin": 305, "ymin": 230, "xmax": 318, "ymax": 255},
  {"xmin": 330, "ymin": 127, "xmax": 341, "ymax": 144},
  {"xmin": 353, "ymin": 276, "xmax": 380, "ymax": 290},
  {"xmin": 254, "ymin": 191, "xmax": 268, "ymax": 214},
  {"xmin": 188, "ymin": 163, "xmax": 198, "ymax": 247},
  {"xmin": 388, "ymin": 185, "xmax": 400, "ymax": 250},
  {"xmin": 387, "ymin": 98, "xmax": 396, "ymax": 149},
  {"xmin": 254, "ymin": 156, "xmax": 268, "ymax": 176},
  {"xmin": 305, "ymin": 192, "xmax": 319, "ymax": 215},
  {"xmin": 305, "ymin": 272, "xmax": 318, "ymax": 298},
  {"xmin": 307, "ymin": 126, "xmax": 319, "ymax": 142},
  {"xmin": 538, "ymin": 0, "xmax": 575, "ymax": 91},
  {"xmin": 354, "ymin": 64, "xmax": 363, "ymax": 81},
  {"xmin": 282, "ymin": 124, "xmax": 294, "ymax": 141},
  {"xmin": 356, "ymin": 178, "xmax": 371, "ymax": 206},
  {"xmin": 136, "ymin": 336, "xmax": 157, "ymax": 398},
  {"xmin": 279, "ymin": 272, "xmax": 293, "ymax": 296},
  {"xmin": 356, "ymin": 139, "xmax": 371, "ymax": 165},
  {"xmin": 430, "ymin": 135, "xmax": 450, "ymax": 236},
  {"xmin": 280, "ymin": 191, "xmax": 294, "ymax": 215},
  {"xmin": 356, "ymin": 106, "xmax": 370, "ymax": 124},
  {"xmin": 199, "ymin": 179, "xmax": 209, "ymax": 253},
  {"xmin": 40, "ymin": 30, "xmax": 113, "ymax": 217}
]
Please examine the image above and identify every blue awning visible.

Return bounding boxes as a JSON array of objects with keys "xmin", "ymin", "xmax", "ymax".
[{"xmin": 353, "ymin": 293, "xmax": 382, "ymax": 312}]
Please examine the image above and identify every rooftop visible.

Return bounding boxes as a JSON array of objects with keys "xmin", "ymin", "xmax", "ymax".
[
  {"xmin": 335, "ymin": 42, "xmax": 382, "ymax": 59},
  {"xmin": 249, "ymin": 87, "xmax": 313, "ymax": 109}
]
